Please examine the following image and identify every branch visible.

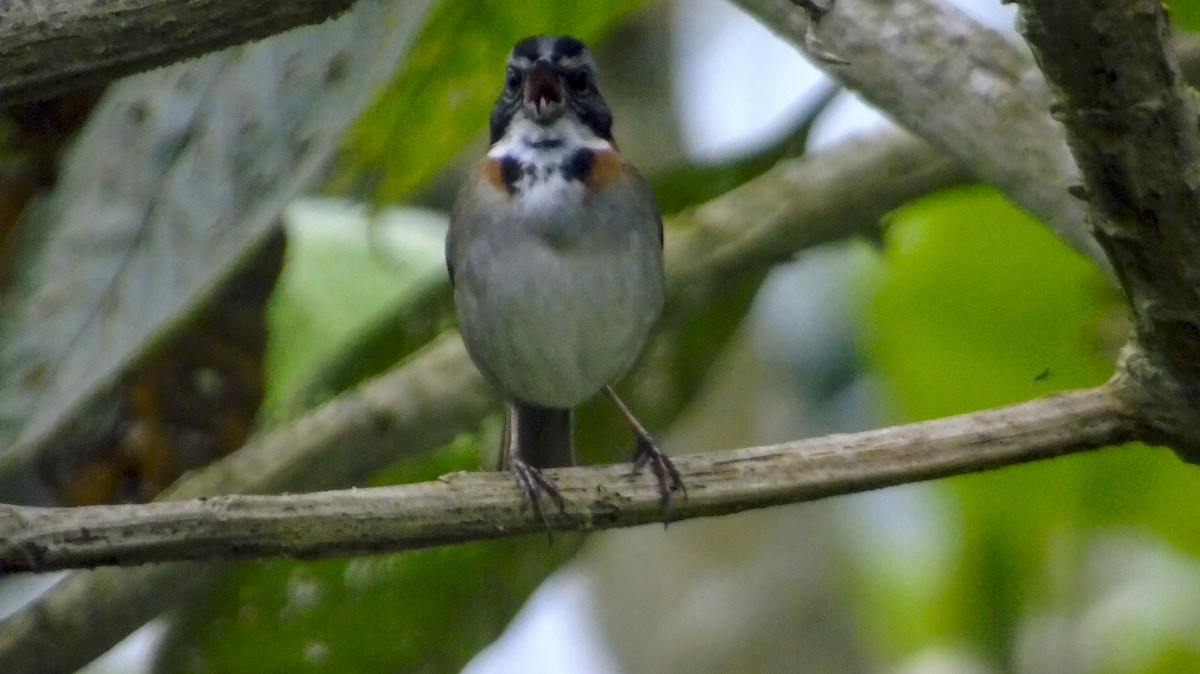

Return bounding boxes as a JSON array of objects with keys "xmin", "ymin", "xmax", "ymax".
[
  {"xmin": 0, "ymin": 127, "xmax": 968, "ymax": 674},
  {"xmin": 665, "ymin": 128, "xmax": 967, "ymax": 308},
  {"xmin": 0, "ymin": 383, "xmax": 1134, "ymax": 572},
  {"xmin": 1014, "ymin": 0, "xmax": 1200, "ymax": 459},
  {"xmin": 730, "ymin": 0, "xmax": 1111, "ymax": 272},
  {"xmin": 0, "ymin": 0, "xmax": 357, "ymax": 103}
]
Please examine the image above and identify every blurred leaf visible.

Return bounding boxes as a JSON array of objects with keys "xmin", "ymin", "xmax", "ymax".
[
  {"xmin": 51, "ymin": 231, "xmax": 285, "ymax": 506},
  {"xmin": 336, "ymin": 0, "xmax": 647, "ymax": 201},
  {"xmin": 1147, "ymin": 647, "xmax": 1200, "ymax": 674},
  {"xmin": 856, "ymin": 185, "xmax": 1124, "ymax": 663},
  {"xmin": 0, "ymin": 0, "xmax": 434, "ymax": 504},
  {"xmin": 652, "ymin": 82, "xmax": 839, "ymax": 215},
  {"xmin": 857, "ymin": 187, "xmax": 1200, "ymax": 671},
  {"xmin": 1169, "ymin": 0, "xmax": 1200, "ymax": 31},
  {"xmin": 155, "ymin": 436, "xmax": 584, "ymax": 674},
  {"xmin": 867, "ymin": 186, "xmax": 1119, "ymax": 419},
  {"xmin": 264, "ymin": 198, "xmax": 446, "ymax": 423},
  {"xmin": 279, "ymin": 283, "xmax": 456, "ymax": 420}
]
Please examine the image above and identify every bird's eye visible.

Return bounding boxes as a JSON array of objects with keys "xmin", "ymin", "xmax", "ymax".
[
  {"xmin": 565, "ymin": 70, "xmax": 590, "ymax": 93},
  {"xmin": 505, "ymin": 68, "xmax": 521, "ymax": 91}
]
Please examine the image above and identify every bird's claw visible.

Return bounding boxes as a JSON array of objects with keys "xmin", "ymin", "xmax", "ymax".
[
  {"xmin": 631, "ymin": 435, "xmax": 686, "ymax": 523},
  {"xmin": 510, "ymin": 459, "xmax": 564, "ymax": 536}
]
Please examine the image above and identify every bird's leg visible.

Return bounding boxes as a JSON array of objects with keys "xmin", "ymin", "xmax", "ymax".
[
  {"xmin": 502, "ymin": 402, "xmax": 565, "ymax": 532},
  {"xmin": 602, "ymin": 386, "xmax": 686, "ymax": 516},
  {"xmin": 510, "ymin": 460, "xmax": 563, "ymax": 534}
]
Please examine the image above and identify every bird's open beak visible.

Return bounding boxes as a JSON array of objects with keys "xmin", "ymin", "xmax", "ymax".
[{"xmin": 523, "ymin": 62, "xmax": 565, "ymax": 123}]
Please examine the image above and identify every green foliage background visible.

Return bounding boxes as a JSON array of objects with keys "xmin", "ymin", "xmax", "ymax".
[
  {"xmin": 152, "ymin": 2, "xmax": 1200, "ymax": 673},
  {"xmin": 855, "ymin": 187, "xmax": 1200, "ymax": 672}
]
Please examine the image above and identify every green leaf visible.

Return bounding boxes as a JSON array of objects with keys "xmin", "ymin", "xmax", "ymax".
[
  {"xmin": 336, "ymin": 0, "xmax": 647, "ymax": 202},
  {"xmin": 856, "ymin": 186, "xmax": 1125, "ymax": 663},
  {"xmin": 0, "ymin": 0, "xmax": 433, "ymax": 504},
  {"xmin": 857, "ymin": 186, "xmax": 1200, "ymax": 672},
  {"xmin": 263, "ymin": 198, "xmax": 446, "ymax": 423},
  {"xmin": 866, "ymin": 185, "xmax": 1119, "ymax": 420},
  {"xmin": 1168, "ymin": 0, "xmax": 1200, "ymax": 31}
]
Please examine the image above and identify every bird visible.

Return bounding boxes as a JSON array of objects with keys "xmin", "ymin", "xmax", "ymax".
[{"xmin": 446, "ymin": 34, "xmax": 684, "ymax": 524}]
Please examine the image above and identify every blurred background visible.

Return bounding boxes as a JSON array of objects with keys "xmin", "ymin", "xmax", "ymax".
[{"xmin": 4, "ymin": 0, "xmax": 1200, "ymax": 672}]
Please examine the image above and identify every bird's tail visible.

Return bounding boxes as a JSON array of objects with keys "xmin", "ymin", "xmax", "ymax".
[{"xmin": 499, "ymin": 401, "xmax": 574, "ymax": 469}]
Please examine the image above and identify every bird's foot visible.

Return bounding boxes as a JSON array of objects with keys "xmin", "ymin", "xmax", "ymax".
[
  {"xmin": 631, "ymin": 433, "xmax": 687, "ymax": 523},
  {"xmin": 510, "ymin": 458, "xmax": 565, "ymax": 534},
  {"xmin": 602, "ymin": 385, "xmax": 687, "ymax": 523}
]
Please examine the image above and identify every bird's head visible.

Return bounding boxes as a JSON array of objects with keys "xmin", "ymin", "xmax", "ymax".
[{"xmin": 489, "ymin": 35, "xmax": 613, "ymax": 144}]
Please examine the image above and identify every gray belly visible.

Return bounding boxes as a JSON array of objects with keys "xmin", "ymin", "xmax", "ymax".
[{"xmin": 455, "ymin": 232, "xmax": 663, "ymax": 407}]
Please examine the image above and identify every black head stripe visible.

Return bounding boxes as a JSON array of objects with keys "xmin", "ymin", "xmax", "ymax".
[
  {"xmin": 550, "ymin": 36, "xmax": 587, "ymax": 61},
  {"xmin": 510, "ymin": 35, "xmax": 589, "ymax": 66},
  {"xmin": 511, "ymin": 36, "xmax": 543, "ymax": 62}
]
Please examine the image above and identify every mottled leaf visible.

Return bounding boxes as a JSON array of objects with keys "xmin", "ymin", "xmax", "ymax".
[
  {"xmin": 264, "ymin": 198, "xmax": 447, "ymax": 423},
  {"xmin": 0, "ymin": 0, "xmax": 434, "ymax": 503}
]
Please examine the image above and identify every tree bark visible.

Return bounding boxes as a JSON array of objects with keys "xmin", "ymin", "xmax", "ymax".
[
  {"xmin": 0, "ymin": 0, "xmax": 358, "ymax": 102},
  {"xmin": 1016, "ymin": 0, "xmax": 1200, "ymax": 460},
  {"xmin": 730, "ymin": 0, "xmax": 1111, "ymax": 273}
]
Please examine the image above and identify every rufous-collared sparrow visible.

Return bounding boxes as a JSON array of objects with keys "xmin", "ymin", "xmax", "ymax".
[{"xmin": 446, "ymin": 35, "xmax": 684, "ymax": 523}]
